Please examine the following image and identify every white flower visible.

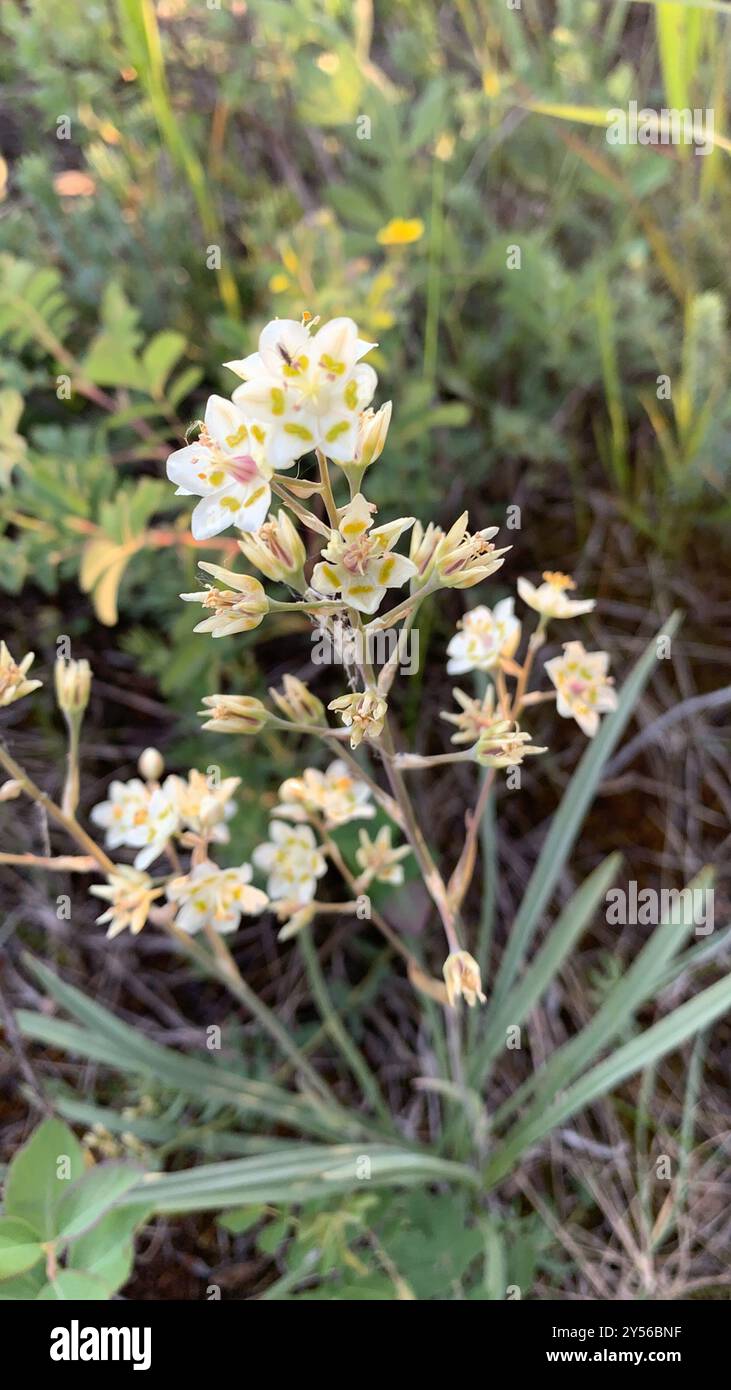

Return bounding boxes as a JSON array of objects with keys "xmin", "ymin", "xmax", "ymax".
[
  {"xmin": 446, "ymin": 598, "xmax": 521, "ymax": 675},
  {"xmin": 311, "ymin": 493, "xmax": 416, "ymax": 615},
  {"xmin": 0, "ymin": 642, "xmax": 42, "ymax": 707},
  {"xmin": 166, "ymin": 860, "xmax": 268, "ymax": 934},
  {"xmin": 545, "ymin": 640, "xmax": 618, "ymax": 737},
  {"xmin": 225, "ymin": 316, "xmax": 378, "ymax": 466},
  {"xmin": 166, "ymin": 395, "xmax": 279, "ymax": 540},
  {"xmin": 252, "ymin": 821, "xmax": 327, "ymax": 903},
  {"xmin": 355, "ymin": 826, "xmax": 410, "ymax": 886},
  {"xmin": 165, "ymin": 769, "xmax": 240, "ymax": 841},
  {"xmin": 90, "ymin": 778, "xmax": 179, "ymax": 870},
  {"xmin": 90, "ymin": 867, "xmax": 163, "ymax": 939},
  {"xmin": 517, "ymin": 571, "xmax": 595, "ymax": 620},
  {"xmin": 277, "ymin": 758, "xmax": 375, "ymax": 828},
  {"xmin": 181, "ymin": 563, "xmax": 268, "ymax": 637}
]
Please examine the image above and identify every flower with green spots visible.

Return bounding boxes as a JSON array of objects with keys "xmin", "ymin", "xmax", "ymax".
[
  {"xmin": 311, "ymin": 493, "xmax": 417, "ymax": 615},
  {"xmin": 166, "ymin": 395, "xmax": 283, "ymax": 540},
  {"xmin": 225, "ymin": 316, "xmax": 378, "ymax": 466}
]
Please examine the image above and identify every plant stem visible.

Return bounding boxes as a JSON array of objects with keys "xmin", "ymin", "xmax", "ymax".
[
  {"xmin": 0, "ymin": 744, "xmax": 115, "ymax": 874},
  {"xmin": 316, "ymin": 449, "xmax": 339, "ymax": 527}
]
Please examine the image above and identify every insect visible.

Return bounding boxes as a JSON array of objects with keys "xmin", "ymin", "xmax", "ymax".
[{"xmin": 277, "ymin": 342, "xmax": 298, "ymax": 368}]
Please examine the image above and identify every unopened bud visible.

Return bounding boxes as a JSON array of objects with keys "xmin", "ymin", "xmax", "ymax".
[
  {"xmin": 54, "ymin": 657, "xmax": 91, "ymax": 717},
  {"xmin": 269, "ymin": 675, "xmax": 326, "ymax": 726},
  {"xmin": 138, "ymin": 747, "xmax": 165, "ymax": 781}
]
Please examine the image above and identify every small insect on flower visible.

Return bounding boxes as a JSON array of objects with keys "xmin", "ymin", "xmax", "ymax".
[
  {"xmin": 166, "ymin": 861, "xmax": 268, "ymax": 934},
  {"xmin": 434, "ymin": 514, "xmax": 510, "ymax": 589},
  {"xmin": 277, "ymin": 758, "xmax": 375, "ymax": 828},
  {"xmin": 355, "ymin": 825, "xmax": 411, "ymax": 887},
  {"xmin": 328, "ymin": 688, "xmax": 387, "ymax": 748},
  {"xmin": 252, "ymin": 821, "xmax": 327, "ymax": 904},
  {"xmin": 167, "ymin": 396, "xmax": 279, "ymax": 539},
  {"xmin": 199, "ymin": 694, "xmax": 271, "ymax": 735},
  {"xmin": 0, "ymin": 641, "xmax": 42, "ymax": 708},
  {"xmin": 181, "ymin": 564, "xmax": 269, "ymax": 637},
  {"xmin": 545, "ymin": 640, "xmax": 618, "ymax": 737},
  {"xmin": 225, "ymin": 316, "xmax": 378, "ymax": 466},
  {"xmin": 90, "ymin": 867, "xmax": 164, "ymax": 939},
  {"xmin": 517, "ymin": 571, "xmax": 595, "ymax": 620},
  {"xmin": 446, "ymin": 598, "xmax": 521, "ymax": 675},
  {"xmin": 443, "ymin": 951, "xmax": 486, "ymax": 1008},
  {"xmin": 311, "ymin": 492, "xmax": 416, "ymax": 614}
]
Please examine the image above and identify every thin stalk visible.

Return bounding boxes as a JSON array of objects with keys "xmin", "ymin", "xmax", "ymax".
[{"xmin": 0, "ymin": 744, "xmax": 116, "ymax": 874}]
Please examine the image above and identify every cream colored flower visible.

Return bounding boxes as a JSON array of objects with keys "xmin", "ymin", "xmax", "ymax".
[
  {"xmin": 349, "ymin": 402, "xmax": 392, "ymax": 469},
  {"xmin": 355, "ymin": 825, "xmax": 410, "ymax": 886},
  {"xmin": 446, "ymin": 599, "xmax": 521, "ymax": 675},
  {"xmin": 166, "ymin": 860, "xmax": 268, "ymax": 934},
  {"xmin": 199, "ymin": 694, "xmax": 270, "ymax": 734},
  {"xmin": 54, "ymin": 657, "xmax": 91, "ymax": 715},
  {"xmin": 138, "ymin": 747, "xmax": 164, "ymax": 781},
  {"xmin": 434, "ymin": 514, "xmax": 509, "ymax": 589},
  {"xmin": 181, "ymin": 562, "xmax": 268, "ymax": 637},
  {"xmin": 277, "ymin": 758, "xmax": 375, "ymax": 828},
  {"xmin": 252, "ymin": 821, "xmax": 327, "ymax": 903},
  {"xmin": 409, "ymin": 521, "xmax": 444, "ymax": 590},
  {"xmin": 90, "ymin": 778, "xmax": 179, "ymax": 871},
  {"xmin": 441, "ymin": 685, "xmax": 512, "ymax": 746},
  {"xmin": 238, "ymin": 510, "xmax": 306, "ymax": 584},
  {"xmin": 475, "ymin": 726, "xmax": 547, "ymax": 768},
  {"xmin": 167, "ymin": 395, "xmax": 281, "ymax": 539},
  {"xmin": 90, "ymin": 867, "xmax": 163, "ymax": 939},
  {"xmin": 311, "ymin": 493, "xmax": 416, "ymax": 615},
  {"xmin": 0, "ymin": 642, "xmax": 42, "ymax": 708},
  {"xmin": 269, "ymin": 674, "xmax": 327, "ymax": 726},
  {"xmin": 328, "ymin": 688, "xmax": 387, "ymax": 748},
  {"xmin": 545, "ymin": 640, "xmax": 617, "ymax": 737},
  {"xmin": 443, "ymin": 951, "xmax": 486, "ymax": 1008},
  {"xmin": 226, "ymin": 316, "xmax": 378, "ymax": 466},
  {"xmin": 164, "ymin": 769, "xmax": 240, "ymax": 842},
  {"xmin": 517, "ymin": 571, "xmax": 595, "ymax": 620}
]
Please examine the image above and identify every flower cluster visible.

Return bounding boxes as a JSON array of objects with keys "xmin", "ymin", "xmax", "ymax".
[{"xmin": 0, "ymin": 310, "xmax": 622, "ymax": 1014}]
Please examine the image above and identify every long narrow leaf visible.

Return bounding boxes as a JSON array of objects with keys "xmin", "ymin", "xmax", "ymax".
[{"xmin": 490, "ymin": 613, "xmax": 681, "ymax": 1012}]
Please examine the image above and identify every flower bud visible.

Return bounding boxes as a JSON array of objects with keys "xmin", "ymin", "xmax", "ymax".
[
  {"xmin": 269, "ymin": 675, "xmax": 326, "ymax": 727},
  {"xmin": 409, "ymin": 521, "xmax": 444, "ymax": 590},
  {"xmin": 198, "ymin": 694, "xmax": 271, "ymax": 735},
  {"xmin": 138, "ymin": 747, "xmax": 165, "ymax": 781},
  {"xmin": 434, "ymin": 513, "xmax": 510, "ymax": 589},
  {"xmin": 238, "ymin": 511, "xmax": 306, "ymax": 586},
  {"xmin": 0, "ymin": 778, "xmax": 22, "ymax": 802},
  {"xmin": 442, "ymin": 951, "xmax": 486, "ymax": 1008},
  {"xmin": 54, "ymin": 657, "xmax": 91, "ymax": 717}
]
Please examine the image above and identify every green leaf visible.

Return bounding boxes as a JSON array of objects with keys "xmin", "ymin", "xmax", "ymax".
[
  {"xmin": 486, "ymin": 970, "xmax": 731, "ymax": 1189},
  {"xmin": 486, "ymin": 613, "xmax": 682, "ymax": 1026},
  {"xmin": 4, "ymin": 1118, "xmax": 85, "ymax": 1239},
  {"xmin": 475, "ymin": 854, "xmax": 622, "ymax": 1074},
  {"xmin": 142, "ymin": 330, "xmax": 187, "ymax": 395},
  {"xmin": 118, "ymin": 1145, "xmax": 478, "ymax": 1215},
  {"xmin": 0, "ymin": 1217, "xmax": 44, "ymax": 1279},
  {"xmin": 37, "ymin": 1269, "xmax": 109, "ymax": 1301},
  {"xmin": 56, "ymin": 1163, "xmax": 142, "ymax": 1242}
]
